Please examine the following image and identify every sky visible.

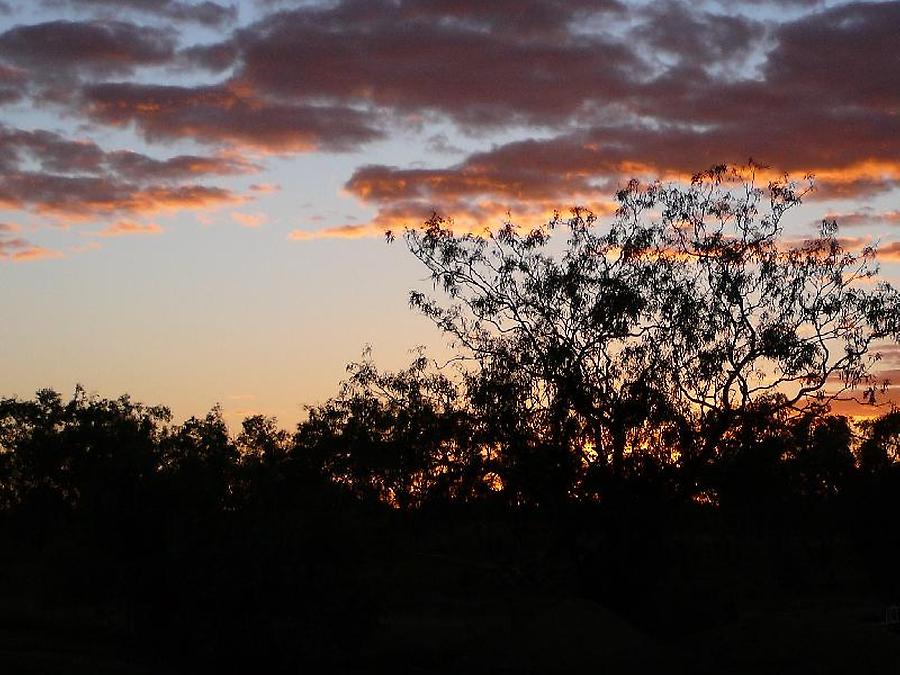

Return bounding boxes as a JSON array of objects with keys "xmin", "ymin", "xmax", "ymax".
[{"xmin": 0, "ymin": 0, "xmax": 898, "ymax": 425}]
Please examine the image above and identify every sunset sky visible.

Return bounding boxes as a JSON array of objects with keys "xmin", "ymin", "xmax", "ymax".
[{"xmin": 1, "ymin": 0, "xmax": 898, "ymax": 425}]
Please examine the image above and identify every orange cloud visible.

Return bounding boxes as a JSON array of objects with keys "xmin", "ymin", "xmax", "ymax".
[
  {"xmin": 249, "ymin": 183, "xmax": 280, "ymax": 194},
  {"xmin": 874, "ymin": 242, "xmax": 900, "ymax": 262},
  {"xmin": 0, "ymin": 237, "xmax": 64, "ymax": 262},
  {"xmin": 82, "ymin": 83, "xmax": 383, "ymax": 152},
  {"xmin": 290, "ymin": 198, "xmax": 619, "ymax": 242},
  {"xmin": 824, "ymin": 209, "xmax": 900, "ymax": 229},
  {"xmin": 288, "ymin": 224, "xmax": 382, "ymax": 241},
  {"xmin": 90, "ymin": 221, "xmax": 164, "ymax": 237},
  {"xmin": 12, "ymin": 246, "xmax": 64, "ymax": 262},
  {"xmin": 231, "ymin": 212, "xmax": 266, "ymax": 228}
]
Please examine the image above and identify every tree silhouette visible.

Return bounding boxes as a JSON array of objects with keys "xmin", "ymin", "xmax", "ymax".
[
  {"xmin": 297, "ymin": 347, "xmax": 476, "ymax": 507},
  {"xmin": 402, "ymin": 164, "xmax": 900, "ymax": 503}
]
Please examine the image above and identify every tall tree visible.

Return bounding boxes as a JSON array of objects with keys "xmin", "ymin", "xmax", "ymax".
[{"xmin": 402, "ymin": 164, "xmax": 900, "ymax": 500}]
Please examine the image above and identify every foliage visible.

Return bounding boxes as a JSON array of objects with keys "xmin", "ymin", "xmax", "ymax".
[{"xmin": 403, "ymin": 164, "xmax": 900, "ymax": 501}]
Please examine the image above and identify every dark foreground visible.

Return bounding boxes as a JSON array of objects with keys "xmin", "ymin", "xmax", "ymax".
[
  {"xmin": 1, "ymin": 594, "xmax": 899, "ymax": 675},
  {"xmin": 1, "ymin": 503, "xmax": 899, "ymax": 674},
  {"xmin": 2, "ymin": 389, "xmax": 900, "ymax": 673}
]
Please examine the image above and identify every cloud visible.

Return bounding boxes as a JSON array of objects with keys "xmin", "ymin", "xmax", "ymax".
[
  {"xmin": 822, "ymin": 209, "xmax": 900, "ymax": 229},
  {"xmin": 0, "ymin": 124, "xmax": 257, "ymax": 179},
  {"xmin": 178, "ymin": 40, "xmax": 239, "ymax": 73},
  {"xmin": 0, "ymin": 235, "xmax": 64, "ymax": 262},
  {"xmin": 89, "ymin": 221, "xmax": 163, "ymax": 237},
  {"xmin": 0, "ymin": 20, "xmax": 176, "ymax": 78},
  {"xmin": 2, "ymin": 0, "xmax": 898, "ymax": 255},
  {"xmin": 633, "ymin": 1, "xmax": 765, "ymax": 69},
  {"xmin": 425, "ymin": 133, "xmax": 465, "ymax": 155},
  {"xmin": 41, "ymin": 0, "xmax": 237, "ymax": 27},
  {"xmin": 218, "ymin": 0, "xmax": 637, "ymax": 128},
  {"xmin": 248, "ymin": 182, "xmax": 280, "ymax": 194},
  {"xmin": 288, "ymin": 224, "xmax": 384, "ymax": 242},
  {"xmin": 301, "ymin": 1, "xmax": 900, "ymax": 226},
  {"xmin": 82, "ymin": 83, "xmax": 383, "ymax": 151},
  {"xmin": 0, "ymin": 124, "xmax": 254, "ymax": 219},
  {"xmin": 231, "ymin": 211, "xmax": 266, "ymax": 228},
  {"xmin": 107, "ymin": 150, "xmax": 258, "ymax": 181},
  {"xmin": 873, "ymin": 344, "xmax": 900, "ymax": 364},
  {"xmin": 0, "ymin": 171, "xmax": 242, "ymax": 218},
  {"xmin": 286, "ymin": 195, "xmax": 614, "ymax": 242},
  {"xmin": 764, "ymin": 2, "xmax": 899, "ymax": 114},
  {"xmin": 0, "ymin": 64, "xmax": 26, "ymax": 104},
  {"xmin": 873, "ymin": 242, "xmax": 900, "ymax": 262},
  {"xmin": 342, "ymin": 113, "xmax": 900, "ymax": 231},
  {"xmin": 14, "ymin": 0, "xmax": 897, "ymax": 193},
  {"xmin": 0, "ymin": 126, "xmax": 106, "ymax": 173}
]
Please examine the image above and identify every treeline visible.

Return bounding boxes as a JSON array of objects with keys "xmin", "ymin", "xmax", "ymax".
[
  {"xmin": 3, "ymin": 371, "xmax": 899, "ymax": 518},
  {"xmin": 0, "ymin": 376, "xmax": 899, "ymax": 672}
]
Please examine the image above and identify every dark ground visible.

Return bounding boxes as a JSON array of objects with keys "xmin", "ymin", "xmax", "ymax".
[{"xmin": 1, "ymin": 508, "xmax": 899, "ymax": 674}]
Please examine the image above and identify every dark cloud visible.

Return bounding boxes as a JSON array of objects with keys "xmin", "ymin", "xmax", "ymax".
[
  {"xmin": 107, "ymin": 151, "xmax": 257, "ymax": 181},
  {"xmin": 629, "ymin": 2, "xmax": 899, "ymax": 126},
  {"xmin": 425, "ymin": 133, "xmax": 464, "ymax": 155},
  {"xmin": 82, "ymin": 83, "xmax": 384, "ymax": 151},
  {"xmin": 0, "ymin": 171, "xmax": 241, "ymax": 217},
  {"xmin": 346, "ymin": 136, "xmax": 606, "ymax": 205},
  {"xmin": 326, "ymin": 1, "xmax": 900, "ymax": 232},
  {"xmin": 634, "ymin": 1, "xmax": 764, "ymax": 67},
  {"xmin": 822, "ymin": 209, "xmax": 900, "ymax": 229},
  {"xmin": 344, "ymin": 108, "xmax": 900, "ymax": 231},
  {"xmin": 179, "ymin": 41, "xmax": 239, "ymax": 72},
  {"xmin": 0, "ymin": 126, "xmax": 106, "ymax": 173},
  {"xmin": 0, "ymin": 20, "xmax": 175, "ymax": 77},
  {"xmin": 0, "ymin": 125, "xmax": 248, "ymax": 217},
  {"xmin": 0, "ymin": 0, "xmax": 895, "ymax": 248},
  {"xmin": 347, "ymin": 113, "xmax": 898, "ymax": 203},
  {"xmin": 708, "ymin": 0, "xmax": 821, "ymax": 8},
  {"xmin": 390, "ymin": 0, "xmax": 626, "ymax": 34},
  {"xmin": 221, "ymin": 0, "xmax": 636, "ymax": 127},
  {"xmin": 0, "ymin": 124, "xmax": 255, "ymax": 179},
  {"xmin": 0, "ymin": 64, "xmax": 26, "ymax": 104},
  {"xmin": 173, "ymin": 0, "xmax": 898, "ymax": 172},
  {"xmin": 764, "ymin": 1, "xmax": 900, "ymax": 112},
  {"xmin": 42, "ymin": 0, "xmax": 237, "ymax": 27}
]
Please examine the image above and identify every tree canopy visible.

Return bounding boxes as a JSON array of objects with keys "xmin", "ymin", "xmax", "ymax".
[{"xmin": 402, "ymin": 164, "xmax": 900, "ymax": 502}]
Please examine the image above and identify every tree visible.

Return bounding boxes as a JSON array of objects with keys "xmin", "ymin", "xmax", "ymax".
[
  {"xmin": 296, "ymin": 347, "xmax": 477, "ymax": 508},
  {"xmin": 401, "ymin": 164, "xmax": 900, "ymax": 502},
  {"xmin": 858, "ymin": 410, "xmax": 900, "ymax": 472},
  {"xmin": 634, "ymin": 167, "xmax": 900, "ymax": 484},
  {"xmin": 0, "ymin": 386, "xmax": 170, "ymax": 518}
]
